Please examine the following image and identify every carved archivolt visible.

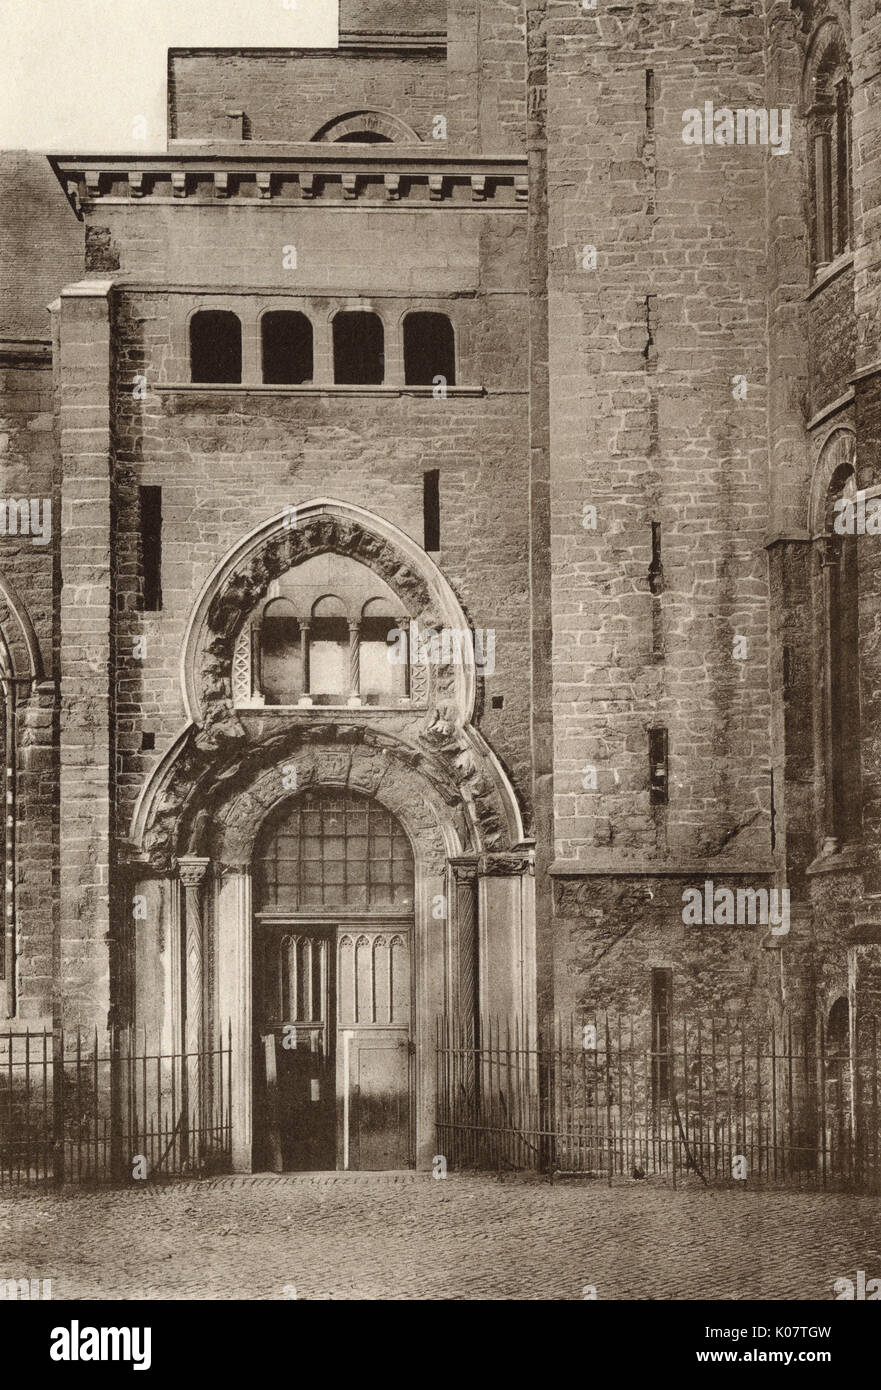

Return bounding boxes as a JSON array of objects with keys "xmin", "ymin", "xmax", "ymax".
[
  {"xmin": 808, "ymin": 427, "xmax": 856, "ymax": 536},
  {"xmin": 213, "ymin": 740, "xmax": 454, "ymax": 874},
  {"xmin": 131, "ymin": 500, "xmax": 525, "ymax": 869},
  {"xmin": 0, "ymin": 568, "xmax": 43, "ymax": 688}
]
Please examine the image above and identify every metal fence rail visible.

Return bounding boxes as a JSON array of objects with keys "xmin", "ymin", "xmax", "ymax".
[
  {"xmin": 436, "ymin": 1012, "xmax": 881, "ymax": 1191},
  {"xmin": 0, "ymin": 1025, "xmax": 232, "ymax": 1187}
]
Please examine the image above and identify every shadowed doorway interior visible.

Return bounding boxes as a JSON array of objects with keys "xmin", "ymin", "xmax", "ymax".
[{"xmin": 252, "ymin": 788, "xmax": 416, "ymax": 1171}]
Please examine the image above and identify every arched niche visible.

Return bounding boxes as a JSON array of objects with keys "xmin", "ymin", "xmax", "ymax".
[{"xmin": 310, "ymin": 110, "xmax": 422, "ymax": 144}]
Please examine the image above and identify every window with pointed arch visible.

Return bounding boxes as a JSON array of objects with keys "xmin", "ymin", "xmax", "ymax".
[
  {"xmin": 819, "ymin": 453, "xmax": 861, "ymax": 849},
  {"xmin": 804, "ymin": 23, "xmax": 853, "ymax": 270}
]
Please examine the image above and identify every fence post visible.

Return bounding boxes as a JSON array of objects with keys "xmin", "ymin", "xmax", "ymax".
[
  {"xmin": 109, "ymin": 1016, "xmax": 124, "ymax": 1182},
  {"xmin": 52, "ymin": 1026, "xmax": 64, "ymax": 1185}
]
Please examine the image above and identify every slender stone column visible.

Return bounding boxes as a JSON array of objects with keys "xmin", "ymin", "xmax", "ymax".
[
  {"xmin": 397, "ymin": 615, "xmax": 410, "ymax": 698},
  {"xmin": 179, "ymin": 857, "xmax": 210, "ymax": 1057},
  {"xmin": 216, "ymin": 865, "xmax": 253, "ymax": 1171},
  {"xmin": 452, "ymin": 861, "xmax": 479, "ymax": 1025},
  {"xmin": 347, "ymin": 620, "xmax": 361, "ymax": 706},
  {"xmin": 298, "ymin": 619, "xmax": 311, "ymax": 704},
  {"xmin": 178, "ymin": 856, "xmax": 210, "ymax": 1156},
  {"xmin": 250, "ymin": 620, "xmax": 263, "ymax": 702}
]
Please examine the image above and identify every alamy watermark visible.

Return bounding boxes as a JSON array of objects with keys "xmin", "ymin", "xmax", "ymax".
[
  {"xmin": 0, "ymin": 1277, "xmax": 52, "ymax": 1299},
  {"xmin": 387, "ymin": 619, "xmax": 495, "ymax": 677},
  {"xmin": 682, "ymin": 880, "xmax": 790, "ymax": 935},
  {"xmin": 0, "ymin": 499, "xmax": 51, "ymax": 546},
  {"xmin": 833, "ymin": 490, "xmax": 881, "ymax": 534},
  {"xmin": 682, "ymin": 101, "xmax": 791, "ymax": 156}
]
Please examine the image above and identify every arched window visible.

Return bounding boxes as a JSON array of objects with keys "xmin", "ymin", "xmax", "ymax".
[
  {"xmin": 262, "ymin": 311, "xmax": 313, "ymax": 385},
  {"xmin": 255, "ymin": 789, "xmax": 414, "ymax": 911},
  {"xmin": 333, "ymin": 312, "xmax": 384, "ymax": 385},
  {"xmin": 404, "ymin": 312, "xmax": 456, "ymax": 387},
  {"xmin": 190, "ymin": 310, "xmax": 242, "ymax": 384},
  {"xmin": 260, "ymin": 599, "xmax": 302, "ymax": 706},
  {"xmin": 820, "ymin": 459, "xmax": 861, "ymax": 849},
  {"xmin": 359, "ymin": 598, "xmax": 408, "ymax": 705},
  {"xmin": 805, "ymin": 25, "xmax": 853, "ymax": 269},
  {"xmin": 309, "ymin": 596, "xmax": 350, "ymax": 703}
]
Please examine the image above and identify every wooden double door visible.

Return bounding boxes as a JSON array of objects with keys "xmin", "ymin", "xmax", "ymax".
[{"xmin": 254, "ymin": 919, "xmax": 414, "ymax": 1171}]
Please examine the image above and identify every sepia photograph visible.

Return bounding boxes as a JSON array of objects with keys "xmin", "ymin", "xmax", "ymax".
[{"xmin": 0, "ymin": 0, "xmax": 879, "ymax": 1348}]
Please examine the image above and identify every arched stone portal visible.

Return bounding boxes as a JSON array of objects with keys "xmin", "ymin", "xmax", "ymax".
[
  {"xmin": 251, "ymin": 788, "xmax": 416, "ymax": 1171},
  {"xmin": 210, "ymin": 738, "xmax": 462, "ymax": 1170},
  {"xmin": 127, "ymin": 501, "xmax": 534, "ymax": 1171}
]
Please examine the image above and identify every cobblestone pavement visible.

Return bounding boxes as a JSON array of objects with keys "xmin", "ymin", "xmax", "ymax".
[{"xmin": 1, "ymin": 1173, "xmax": 880, "ymax": 1300}]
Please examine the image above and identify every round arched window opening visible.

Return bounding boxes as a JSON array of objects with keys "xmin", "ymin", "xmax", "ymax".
[{"xmin": 255, "ymin": 789, "xmax": 415, "ymax": 912}]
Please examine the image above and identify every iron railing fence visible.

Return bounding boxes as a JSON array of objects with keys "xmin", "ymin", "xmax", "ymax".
[
  {"xmin": 0, "ymin": 1024, "xmax": 232, "ymax": 1187},
  {"xmin": 436, "ymin": 1012, "xmax": 881, "ymax": 1191}
]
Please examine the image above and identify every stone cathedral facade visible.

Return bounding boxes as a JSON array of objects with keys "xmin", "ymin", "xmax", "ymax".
[{"xmin": 0, "ymin": 0, "xmax": 879, "ymax": 1170}]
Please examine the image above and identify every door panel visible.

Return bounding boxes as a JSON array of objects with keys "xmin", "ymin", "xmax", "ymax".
[
  {"xmin": 255, "ymin": 925, "xmax": 335, "ymax": 1171},
  {"xmin": 255, "ymin": 920, "xmax": 413, "ymax": 1171},
  {"xmin": 349, "ymin": 1035, "xmax": 412, "ymax": 1170},
  {"xmin": 337, "ymin": 930, "xmax": 413, "ymax": 1170}
]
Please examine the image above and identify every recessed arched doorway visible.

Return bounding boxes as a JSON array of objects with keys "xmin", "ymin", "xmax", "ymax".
[{"xmin": 252, "ymin": 787, "xmax": 416, "ymax": 1171}]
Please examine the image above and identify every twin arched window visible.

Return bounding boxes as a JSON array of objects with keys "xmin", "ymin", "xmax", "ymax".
[
  {"xmin": 256, "ymin": 595, "xmax": 407, "ymax": 708},
  {"xmin": 189, "ymin": 308, "xmax": 455, "ymax": 386}
]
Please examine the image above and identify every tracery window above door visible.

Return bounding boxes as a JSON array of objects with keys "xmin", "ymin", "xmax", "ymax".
[
  {"xmin": 232, "ymin": 554, "xmax": 414, "ymax": 710},
  {"xmin": 255, "ymin": 789, "xmax": 415, "ymax": 913}
]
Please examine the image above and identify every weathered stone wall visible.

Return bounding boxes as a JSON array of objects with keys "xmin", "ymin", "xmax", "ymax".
[
  {"xmin": 340, "ymin": 0, "xmax": 447, "ymax": 34},
  {"xmin": 0, "ymin": 153, "xmax": 83, "ymax": 341},
  {"xmin": 55, "ymin": 283, "xmax": 117, "ymax": 1031},
  {"xmin": 808, "ymin": 266, "xmax": 856, "ymax": 414},
  {"xmin": 169, "ymin": 0, "xmax": 527, "ymax": 155},
  {"xmin": 168, "ymin": 47, "xmax": 448, "ymax": 144},
  {"xmin": 542, "ymin": 0, "xmax": 777, "ymax": 1017}
]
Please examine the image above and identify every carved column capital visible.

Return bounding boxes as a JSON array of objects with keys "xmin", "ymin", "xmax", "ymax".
[
  {"xmin": 177, "ymin": 856, "xmax": 210, "ymax": 890},
  {"xmin": 450, "ymin": 857, "xmax": 479, "ymax": 885}
]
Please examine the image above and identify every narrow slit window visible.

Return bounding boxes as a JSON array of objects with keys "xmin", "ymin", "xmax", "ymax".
[
  {"xmin": 333, "ymin": 312, "xmax": 384, "ymax": 385},
  {"xmin": 262, "ymin": 311, "xmax": 314, "ymax": 385},
  {"xmin": 404, "ymin": 312, "xmax": 456, "ymax": 387},
  {"xmin": 190, "ymin": 309, "xmax": 242, "ymax": 384},
  {"xmin": 140, "ymin": 485, "xmax": 162, "ymax": 612},
  {"xmin": 649, "ymin": 521, "xmax": 663, "ymax": 594},
  {"xmin": 423, "ymin": 469, "xmax": 440, "ymax": 552},
  {"xmin": 649, "ymin": 726, "xmax": 668, "ymax": 805}
]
